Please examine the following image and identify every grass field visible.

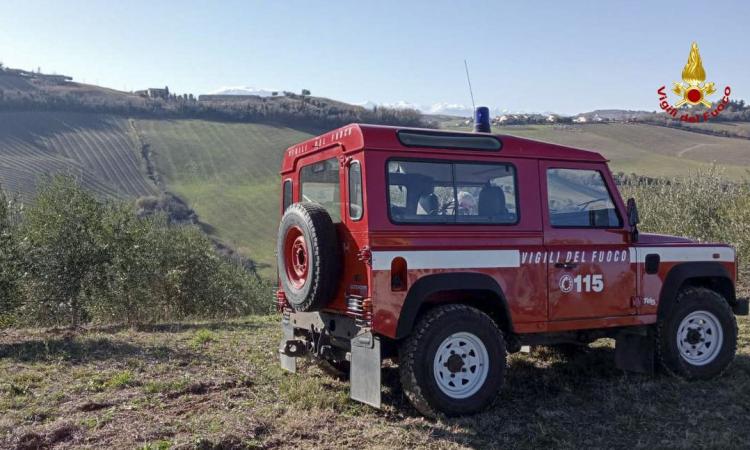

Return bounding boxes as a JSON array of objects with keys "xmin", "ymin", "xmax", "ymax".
[
  {"xmin": 0, "ymin": 311, "xmax": 748, "ymax": 449},
  {"xmin": 440, "ymin": 121, "xmax": 750, "ymax": 178},
  {"xmin": 133, "ymin": 119, "xmax": 315, "ymax": 271},
  {"xmin": 0, "ymin": 112, "xmax": 157, "ymax": 199}
]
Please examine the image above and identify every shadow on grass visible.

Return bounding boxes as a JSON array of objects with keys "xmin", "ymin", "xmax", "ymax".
[
  {"xmin": 377, "ymin": 346, "xmax": 750, "ymax": 448},
  {"xmin": 91, "ymin": 319, "xmax": 267, "ymax": 335},
  {"xmin": 0, "ymin": 336, "xmax": 196, "ymax": 364}
]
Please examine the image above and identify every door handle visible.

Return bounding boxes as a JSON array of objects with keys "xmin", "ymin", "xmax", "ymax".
[{"xmin": 555, "ymin": 262, "xmax": 578, "ymax": 270}]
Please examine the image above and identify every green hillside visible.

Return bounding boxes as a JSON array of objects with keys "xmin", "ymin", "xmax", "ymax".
[
  {"xmin": 439, "ymin": 121, "xmax": 750, "ymax": 178},
  {"xmin": 133, "ymin": 119, "xmax": 315, "ymax": 271},
  {"xmin": 0, "ymin": 112, "xmax": 157, "ymax": 198}
]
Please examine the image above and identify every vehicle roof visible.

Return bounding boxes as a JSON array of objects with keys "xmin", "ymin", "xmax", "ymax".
[{"xmin": 281, "ymin": 123, "xmax": 606, "ymax": 173}]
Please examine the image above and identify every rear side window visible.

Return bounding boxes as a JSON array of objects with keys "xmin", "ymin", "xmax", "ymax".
[
  {"xmin": 349, "ymin": 162, "xmax": 363, "ymax": 220},
  {"xmin": 387, "ymin": 160, "xmax": 518, "ymax": 224},
  {"xmin": 300, "ymin": 158, "xmax": 341, "ymax": 222},
  {"xmin": 546, "ymin": 168, "xmax": 621, "ymax": 228},
  {"xmin": 282, "ymin": 180, "xmax": 293, "ymax": 212}
]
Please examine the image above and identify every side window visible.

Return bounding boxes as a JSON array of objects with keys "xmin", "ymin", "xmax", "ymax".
[
  {"xmin": 388, "ymin": 161, "xmax": 453, "ymax": 223},
  {"xmin": 300, "ymin": 158, "xmax": 341, "ymax": 223},
  {"xmin": 349, "ymin": 162, "xmax": 363, "ymax": 220},
  {"xmin": 546, "ymin": 168, "xmax": 622, "ymax": 228},
  {"xmin": 454, "ymin": 163, "xmax": 517, "ymax": 223},
  {"xmin": 282, "ymin": 180, "xmax": 293, "ymax": 212},
  {"xmin": 387, "ymin": 160, "xmax": 518, "ymax": 224}
]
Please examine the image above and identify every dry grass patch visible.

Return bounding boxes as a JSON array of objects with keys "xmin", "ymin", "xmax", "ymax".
[{"xmin": 1, "ymin": 314, "xmax": 748, "ymax": 449}]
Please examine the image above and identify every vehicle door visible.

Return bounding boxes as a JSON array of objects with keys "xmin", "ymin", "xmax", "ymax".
[{"xmin": 540, "ymin": 161, "xmax": 636, "ymax": 321}]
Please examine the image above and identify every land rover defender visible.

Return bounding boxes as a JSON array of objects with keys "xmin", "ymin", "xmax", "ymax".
[{"xmin": 276, "ymin": 114, "xmax": 748, "ymax": 417}]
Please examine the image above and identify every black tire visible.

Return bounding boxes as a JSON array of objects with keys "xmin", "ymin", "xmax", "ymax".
[
  {"xmin": 277, "ymin": 202, "xmax": 340, "ymax": 312},
  {"xmin": 657, "ymin": 286, "xmax": 738, "ymax": 380},
  {"xmin": 399, "ymin": 304, "xmax": 506, "ymax": 418}
]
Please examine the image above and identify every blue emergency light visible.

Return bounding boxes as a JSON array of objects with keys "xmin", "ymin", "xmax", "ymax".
[{"xmin": 474, "ymin": 106, "xmax": 491, "ymax": 133}]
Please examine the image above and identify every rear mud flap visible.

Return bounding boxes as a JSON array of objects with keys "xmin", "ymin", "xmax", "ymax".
[
  {"xmin": 350, "ymin": 331, "xmax": 382, "ymax": 408},
  {"xmin": 279, "ymin": 317, "xmax": 297, "ymax": 373},
  {"xmin": 615, "ymin": 331, "xmax": 655, "ymax": 374}
]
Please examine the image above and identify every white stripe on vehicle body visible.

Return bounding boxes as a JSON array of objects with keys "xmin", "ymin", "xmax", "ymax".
[
  {"xmin": 633, "ymin": 246, "xmax": 734, "ymax": 263},
  {"xmin": 371, "ymin": 250, "xmax": 520, "ymax": 271},
  {"xmin": 370, "ymin": 246, "xmax": 734, "ymax": 271}
]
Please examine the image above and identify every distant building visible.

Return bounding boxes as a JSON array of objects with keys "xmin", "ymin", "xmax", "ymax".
[
  {"xmin": 3, "ymin": 68, "xmax": 72, "ymax": 84},
  {"xmin": 146, "ymin": 87, "xmax": 170, "ymax": 99},
  {"xmin": 546, "ymin": 114, "xmax": 557, "ymax": 123},
  {"xmin": 574, "ymin": 116, "xmax": 587, "ymax": 123}
]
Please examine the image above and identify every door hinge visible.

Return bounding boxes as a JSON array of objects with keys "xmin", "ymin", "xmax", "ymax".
[{"xmin": 357, "ymin": 246, "xmax": 372, "ymax": 265}]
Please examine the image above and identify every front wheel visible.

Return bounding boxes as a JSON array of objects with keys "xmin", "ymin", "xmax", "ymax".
[
  {"xmin": 657, "ymin": 287, "xmax": 738, "ymax": 380},
  {"xmin": 399, "ymin": 304, "xmax": 506, "ymax": 417}
]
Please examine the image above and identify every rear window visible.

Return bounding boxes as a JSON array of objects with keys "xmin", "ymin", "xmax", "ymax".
[
  {"xmin": 387, "ymin": 160, "xmax": 517, "ymax": 224},
  {"xmin": 397, "ymin": 130, "xmax": 502, "ymax": 151},
  {"xmin": 349, "ymin": 162, "xmax": 363, "ymax": 220},
  {"xmin": 300, "ymin": 157, "xmax": 341, "ymax": 222},
  {"xmin": 282, "ymin": 180, "xmax": 293, "ymax": 212}
]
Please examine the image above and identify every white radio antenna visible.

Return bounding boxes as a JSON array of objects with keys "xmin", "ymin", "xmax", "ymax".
[{"xmin": 464, "ymin": 59, "xmax": 476, "ymax": 111}]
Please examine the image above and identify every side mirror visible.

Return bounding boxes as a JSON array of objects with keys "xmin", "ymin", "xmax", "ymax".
[{"xmin": 626, "ymin": 198, "xmax": 639, "ymax": 242}]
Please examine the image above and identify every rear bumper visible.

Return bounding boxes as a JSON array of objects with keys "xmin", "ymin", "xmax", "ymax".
[{"xmin": 733, "ymin": 298, "xmax": 749, "ymax": 316}]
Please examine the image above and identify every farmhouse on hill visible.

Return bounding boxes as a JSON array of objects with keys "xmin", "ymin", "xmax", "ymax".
[{"xmin": 135, "ymin": 87, "xmax": 170, "ymax": 99}]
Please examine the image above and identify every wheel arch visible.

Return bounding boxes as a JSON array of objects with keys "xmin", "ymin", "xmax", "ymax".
[
  {"xmin": 658, "ymin": 262, "xmax": 736, "ymax": 319},
  {"xmin": 393, "ymin": 272, "xmax": 513, "ymax": 339}
]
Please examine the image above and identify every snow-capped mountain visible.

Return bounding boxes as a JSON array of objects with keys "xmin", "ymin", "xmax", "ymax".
[
  {"xmin": 354, "ymin": 101, "xmax": 379, "ymax": 110},
  {"xmin": 426, "ymin": 103, "xmax": 474, "ymax": 117},
  {"xmin": 208, "ymin": 86, "xmax": 281, "ymax": 97}
]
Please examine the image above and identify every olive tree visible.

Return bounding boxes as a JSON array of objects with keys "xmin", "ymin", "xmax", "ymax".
[
  {"xmin": 21, "ymin": 176, "xmax": 109, "ymax": 327},
  {"xmin": 0, "ymin": 188, "xmax": 22, "ymax": 324}
]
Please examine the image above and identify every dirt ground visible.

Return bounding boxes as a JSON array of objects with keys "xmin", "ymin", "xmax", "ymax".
[{"xmin": 1, "ymin": 311, "xmax": 748, "ymax": 449}]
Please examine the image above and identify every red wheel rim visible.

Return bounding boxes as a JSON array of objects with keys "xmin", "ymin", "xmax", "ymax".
[{"xmin": 283, "ymin": 226, "xmax": 308, "ymax": 290}]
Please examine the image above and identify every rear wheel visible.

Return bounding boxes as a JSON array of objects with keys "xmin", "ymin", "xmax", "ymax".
[
  {"xmin": 277, "ymin": 203, "xmax": 340, "ymax": 312},
  {"xmin": 399, "ymin": 304, "xmax": 506, "ymax": 417},
  {"xmin": 657, "ymin": 287, "xmax": 737, "ymax": 380}
]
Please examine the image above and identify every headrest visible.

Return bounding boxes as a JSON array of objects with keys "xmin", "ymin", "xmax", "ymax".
[
  {"xmin": 478, "ymin": 186, "xmax": 507, "ymax": 217},
  {"xmin": 417, "ymin": 193, "xmax": 439, "ymax": 215}
]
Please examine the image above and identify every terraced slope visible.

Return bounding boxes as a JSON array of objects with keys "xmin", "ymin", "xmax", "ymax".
[
  {"xmin": 134, "ymin": 119, "xmax": 314, "ymax": 270},
  {"xmin": 0, "ymin": 112, "xmax": 157, "ymax": 198}
]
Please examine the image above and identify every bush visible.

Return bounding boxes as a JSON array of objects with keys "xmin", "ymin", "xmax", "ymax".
[
  {"xmin": 20, "ymin": 176, "xmax": 108, "ymax": 326},
  {"xmin": 621, "ymin": 166, "xmax": 750, "ymax": 280},
  {"xmin": 0, "ymin": 188, "xmax": 22, "ymax": 326},
  {"xmin": 2, "ymin": 176, "xmax": 270, "ymax": 328}
]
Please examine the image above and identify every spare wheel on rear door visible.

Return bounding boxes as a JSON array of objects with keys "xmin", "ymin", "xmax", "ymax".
[{"xmin": 277, "ymin": 202, "xmax": 341, "ymax": 312}]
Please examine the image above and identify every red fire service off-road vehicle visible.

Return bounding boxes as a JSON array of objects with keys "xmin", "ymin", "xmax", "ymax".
[{"xmin": 276, "ymin": 107, "xmax": 748, "ymax": 417}]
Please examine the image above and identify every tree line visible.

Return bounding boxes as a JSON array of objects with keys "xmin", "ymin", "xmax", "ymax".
[
  {"xmin": 0, "ymin": 82, "xmax": 432, "ymax": 130},
  {"xmin": 0, "ymin": 176, "xmax": 270, "ymax": 329}
]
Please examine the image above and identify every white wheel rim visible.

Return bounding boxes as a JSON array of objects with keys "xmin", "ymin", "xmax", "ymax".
[
  {"xmin": 676, "ymin": 310, "xmax": 723, "ymax": 366},
  {"xmin": 433, "ymin": 332, "xmax": 489, "ymax": 399}
]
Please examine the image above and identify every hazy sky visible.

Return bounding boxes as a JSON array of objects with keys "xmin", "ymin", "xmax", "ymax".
[{"xmin": 1, "ymin": 0, "xmax": 747, "ymax": 114}]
